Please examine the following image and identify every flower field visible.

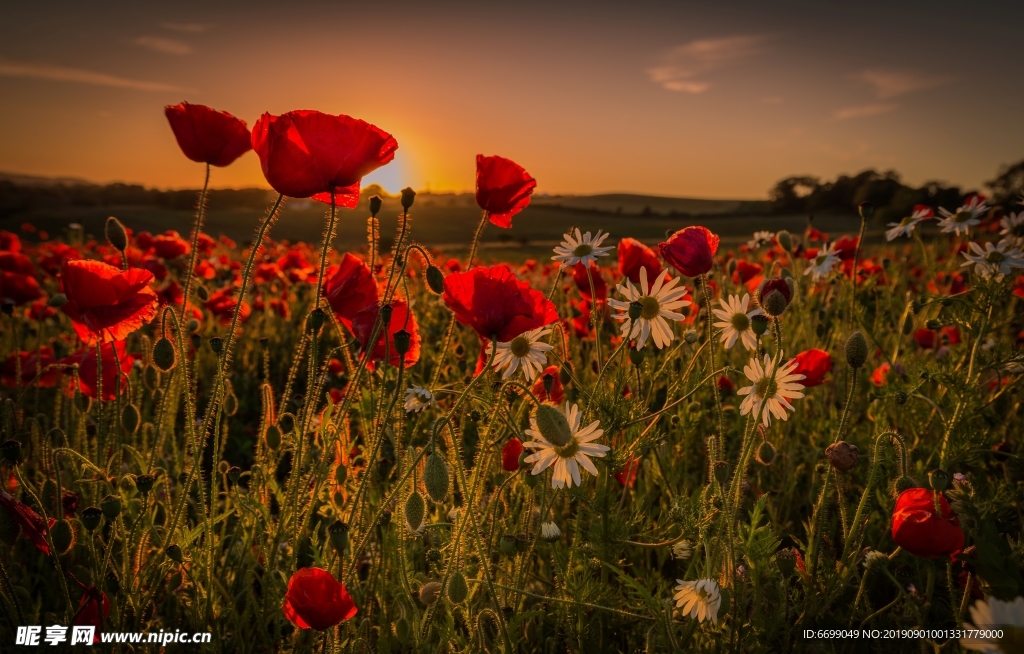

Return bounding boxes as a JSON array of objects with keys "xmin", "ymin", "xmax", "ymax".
[{"xmin": 1, "ymin": 103, "xmax": 1023, "ymax": 652}]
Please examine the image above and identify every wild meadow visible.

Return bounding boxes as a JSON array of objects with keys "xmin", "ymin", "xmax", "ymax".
[{"xmin": 0, "ymin": 103, "xmax": 1023, "ymax": 652}]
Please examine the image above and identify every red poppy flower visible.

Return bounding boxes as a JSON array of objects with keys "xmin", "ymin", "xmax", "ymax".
[
  {"xmin": 165, "ymin": 102, "xmax": 252, "ymax": 167},
  {"xmin": 61, "ymin": 341, "xmax": 136, "ymax": 401},
  {"xmin": 501, "ymin": 437, "xmax": 524, "ymax": 472},
  {"xmin": 532, "ymin": 365, "xmax": 565, "ymax": 404},
  {"xmin": 151, "ymin": 231, "xmax": 190, "ymax": 260},
  {"xmin": 444, "ymin": 258, "xmax": 462, "ymax": 273},
  {"xmin": 323, "ymin": 254, "xmax": 378, "ymax": 330},
  {"xmin": 792, "ymin": 349, "xmax": 832, "ymax": 387},
  {"xmin": 833, "ymin": 236, "xmax": 859, "ymax": 261},
  {"xmin": 614, "ymin": 457, "xmax": 640, "ymax": 488},
  {"xmin": 733, "ymin": 260, "xmax": 762, "ymax": 285},
  {"xmin": 891, "ymin": 488, "xmax": 964, "ymax": 558},
  {"xmin": 870, "ymin": 362, "xmax": 890, "ymax": 387},
  {"xmin": 442, "ymin": 265, "xmax": 558, "ymax": 342},
  {"xmin": 616, "ymin": 237, "xmax": 661, "ymax": 284},
  {"xmin": 72, "ymin": 588, "xmax": 111, "ymax": 643},
  {"xmin": 282, "ymin": 567, "xmax": 357, "ymax": 630},
  {"xmin": 0, "ymin": 230, "xmax": 20, "ymax": 252},
  {"xmin": 277, "ymin": 249, "xmax": 317, "ymax": 284},
  {"xmin": 1013, "ymin": 275, "xmax": 1024, "ymax": 300},
  {"xmin": 38, "ymin": 243, "xmax": 80, "ymax": 277},
  {"xmin": 659, "ymin": 226, "xmax": 719, "ymax": 277},
  {"xmin": 475, "ymin": 154, "xmax": 537, "ymax": 228},
  {"xmin": 1, "ymin": 347, "xmax": 57, "ymax": 388},
  {"xmin": 252, "ymin": 110, "xmax": 398, "ymax": 207},
  {"xmin": 350, "ymin": 300, "xmax": 420, "ymax": 369},
  {"xmin": 205, "ymin": 287, "xmax": 251, "ymax": 326},
  {"xmin": 0, "ymin": 271, "xmax": 43, "ymax": 306},
  {"xmin": 571, "ymin": 261, "xmax": 607, "ymax": 301},
  {"xmin": 0, "ymin": 252, "xmax": 35, "ymax": 276},
  {"xmin": 0, "ymin": 488, "xmax": 55, "ymax": 554},
  {"xmin": 717, "ymin": 375, "xmax": 735, "ymax": 396},
  {"xmin": 60, "ymin": 260, "xmax": 157, "ymax": 345}
]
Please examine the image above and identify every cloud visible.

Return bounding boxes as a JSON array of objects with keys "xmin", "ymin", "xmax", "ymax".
[
  {"xmin": 0, "ymin": 59, "xmax": 196, "ymax": 93},
  {"xmin": 134, "ymin": 36, "xmax": 192, "ymax": 55},
  {"xmin": 161, "ymin": 22, "xmax": 212, "ymax": 33},
  {"xmin": 647, "ymin": 35, "xmax": 766, "ymax": 93},
  {"xmin": 853, "ymin": 69, "xmax": 952, "ymax": 99},
  {"xmin": 833, "ymin": 103, "xmax": 899, "ymax": 120}
]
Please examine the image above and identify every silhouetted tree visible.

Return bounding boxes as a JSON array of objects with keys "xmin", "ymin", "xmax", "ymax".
[{"xmin": 985, "ymin": 159, "xmax": 1024, "ymax": 207}]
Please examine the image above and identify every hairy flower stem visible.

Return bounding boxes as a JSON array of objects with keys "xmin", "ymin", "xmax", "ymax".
[
  {"xmin": 467, "ymin": 210, "xmax": 488, "ymax": 269},
  {"xmin": 939, "ymin": 304, "xmax": 991, "ymax": 469},
  {"xmin": 14, "ymin": 466, "xmax": 72, "ymax": 622},
  {"xmin": 701, "ymin": 274, "xmax": 726, "ymax": 438},
  {"xmin": 849, "ymin": 211, "xmax": 867, "ymax": 325},
  {"xmin": 584, "ymin": 265, "xmax": 603, "ymax": 369},
  {"xmin": 179, "ymin": 163, "xmax": 210, "ymax": 324},
  {"xmin": 841, "ymin": 430, "xmax": 905, "ymax": 563}
]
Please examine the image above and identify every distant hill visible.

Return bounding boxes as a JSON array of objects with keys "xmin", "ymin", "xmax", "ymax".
[{"xmin": 0, "ymin": 171, "xmax": 95, "ymax": 187}]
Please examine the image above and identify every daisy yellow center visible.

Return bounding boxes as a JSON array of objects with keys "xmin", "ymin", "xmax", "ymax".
[
  {"xmin": 553, "ymin": 436, "xmax": 580, "ymax": 459},
  {"xmin": 755, "ymin": 376, "xmax": 778, "ymax": 399},
  {"xmin": 697, "ymin": 587, "xmax": 710, "ymax": 600},
  {"xmin": 953, "ymin": 210, "xmax": 972, "ymax": 223},
  {"xmin": 815, "ymin": 254, "xmax": 827, "ymax": 265},
  {"xmin": 510, "ymin": 335, "xmax": 532, "ymax": 358},
  {"xmin": 573, "ymin": 243, "xmax": 593, "ymax": 257},
  {"xmin": 640, "ymin": 295, "xmax": 661, "ymax": 320},
  {"xmin": 985, "ymin": 251, "xmax": 1005, "ymax": 264},
  {"xmin": 730, "ymin": 312, "xmax": 750, "ymax": 332},
  {"xmin": 900, "ymin": 216, "xmax": 914, "ymax": 227}
]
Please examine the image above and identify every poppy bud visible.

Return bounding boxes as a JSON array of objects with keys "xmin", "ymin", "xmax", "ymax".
[
  {"xmin": 418, "ymin": 580, "xmax": 442, "ymax": 605},
  {"xmin": 265, "ymin": 424, "xmax": 282, "ymax": 450},
  {"xmin": 396, "ymin": 187, "xmax": 415, "ymax": 211},
  {"xmin": 393, "ymin": 329, "xmax": 412, "ymax": 355},
  {"xmin": 308, "ymin": 308, "xmax": 326, "ymax": 332},
  {"xmin": 757, "ymin": 278, "xmax": 791, "ymax": 317},
  {"xmin": 187, "ymin": 318, "xmax": 201, "ymax": 333},
  {"xmin": 393, "ymin": 617, "xmax": 411, "ymax": 644},
  {"xmin": 713, "ymin": 460, "xmax": 730, "ymax": 486},
  {"xmin": 628, "ymin": 301, "xmax": 643, "ymax": 321},
  {"xmin": 844, "ymin": 332, "xmax": 868, "ymax": 369},
  {"xmin": 80, "ymin": 506, "xmax": 103, "ymax": 532},
  {"xmin": 863, "ymin": 549, "xmax": 888, "ymax": 570},
  {"xmin": 1, "ymin": 439, "xmax": 22, "ymax": 464},
  {"xmin": 100, "ymin": 494, "xmax": 121, "ymax": 519},
  {"xmin": 121, "ymin": 404, "xmax": 140, "ymax": 434},
  {"xmin": 47, "ymin": 293, "xmax": 68, "ymax": 308},
  {"xmin": 776, "ymin": 548, "xmax": 797, "ymax": 576},
  {"xmin": 190, "ymin": 333, "xmax": 201, "ymax": 350},
  {"xmin": 404, "ymin": 491, "xmax": 425, "ymax": 532},
  {"xmin": 776, "ymin": 230, "xmax": 792, "ymax": 252},
  {"xmin": 135, "ymin": 474, "xmax": 156, "ymax": 494},
  {"xmin": 423, "ymin": 452, "xmax": 449, "ymax": 503},
  {"xmin": 369, "ymin": 195, "xmax": 382, "ymax": 217},
  {"xmin": 750, "ymin": 314, "xmax": 770, "ymax": 336},
  {"xmin": 105, "ymin": 216, "xmax": 128, "ymax": 252},
  {"xmin": 228, "ymin": 466, "xmax": 242, "ymax": 484},
  {"xmin": 50, "ymin": 519, "xmax": 75, "ymax": 554},
  {"xmin": 447, "ymin": 570, "xmax": 469, "ymax": 604},
  {"xmin": 756, "ymin": 440, "xmax": 776, "ymax": 465},
  {"xmin": 727, "ymin": 259, "xmax": 738, "ymax": 276},
  {"xmin": 928, "ymin": 469, "xmax": 949, "ymax": 492},
  {"xmin": 425, "ymin": 265, "xmax": 445, "ymax": 294},
  {"xmin": 825, "ymin": 441, "xmax": 859, "ymax": 472},
  {"xmin": 684, "ymin": 329, "xmax": 699, "ymax": 344},
  {"xmin": 426, "ymin": 548, "xmax": 442, "ymax": 565},
  {"xmin": 104, "ymin": 571, "xmax": 120, "ymax": 595},
  {"xmin": 499, "ymin": 534, "xmax": 517, "ymax": 556},
  {"xmin": 533, "ymin": 403, "xmax": 573, "ymax": 447},
  {"xmin": 153, "ymin": 337, "xmax": 177, "ymax": 371},
  {"xmin": 166, "ymin": 544, "xmax": 184, "ymax": 563},
  {"xmin": 197, "ymin": 285, "xmax": 210, "ymax": 302},
  {"xmin": 328, "ymin": 520, "xmax": 350, "ymax": 554},
  {"xmin": 891, "ymin": 476, "xmax": 917, "ymax": 498},
  {"xmin": 858, "ymin": 202, "xmax": 874, "ymax": 220},
  {"xmin": 334, "ymin": 463, "xmax": 348, "ymax": 485},
  {"xmin": 629, "ymin": 347, "xmax": 644, "ymax": 366}
]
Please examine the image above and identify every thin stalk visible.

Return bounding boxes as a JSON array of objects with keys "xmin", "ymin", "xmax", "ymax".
[
  {"xmin": 701, "ymin": 274, "xmax": 726, "ymax": 437},
  {"xmin": 180, "ymin": 163, "xmax": 210, "ymax": 324}
]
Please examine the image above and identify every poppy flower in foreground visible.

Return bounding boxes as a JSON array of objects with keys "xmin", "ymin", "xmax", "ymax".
[
  {"xmin": 618, "ymin": 237, "xmax": 662, "ymax": 285},
  {"xmin": 891, "ymin": 488, "xmax": 964, "ymax": 558},
  {"xmin": 323, "ymin": 253, "xmax": 378, "ymax": 329},
  {"xmin": 251, "ymin": 110, "xmax": 397, "ymax": 207},
  {"xmin": 475, "ymin": 155, "xmax": 537, "ymax": 228},
  {"xmin": 502, "ymin": 437, "xmax": 524, "ymax": 472},
  {"xmin": 791, "ymin": 349, "xmax": 833, "ymax": 387},
  {"xmin": 60, "ymin": 260, "xmax": 158, "ymax": 345},
  {"xmin": 659, "ymin": 226, "xmax": 720, "ymax": 277},
  {"xmin": 165, "ymin": 102, "xmax": 252, "ymax": 167},
  {"xmin": 61, "ymin": 341, "xmax": 137, "ymax": 401},
  {"xmin": 0, "ymin": 488, "xmax": 55, "ymax": 554},
  {"xmin": 442, "ymin": 265, "xmax": 558, "ymax": 342},
  {"xmin": 350, "ymin": 300, "xmax": 421, "ymax": 369},
  {"xmin": 282, "ymin": 567, "xmax": 357, "ymax": 630}
]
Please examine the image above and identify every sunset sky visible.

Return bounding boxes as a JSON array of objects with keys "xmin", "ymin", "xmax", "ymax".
[{"xmin": 1, "ymin": 0, "xmax": 1022, "ymax": 198}]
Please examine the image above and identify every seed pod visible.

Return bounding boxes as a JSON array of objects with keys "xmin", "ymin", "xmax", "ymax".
[
  {"xmin": 105, "ymin": 216, "xmax": 128, "ymax": 252},
  {"xmin": 425, "ymin": 265, "xmax": 445, "ymax": 294},
  {"xmin": 369, "ymin": 195, "xmax": 382, "ymax": 217},
  {"xmin": 418, "ymin": 580, "xmax": 442, "ymax": 605},
  {"xmin": 628, "ymin": 301, "xmax": 643, "ymax": 321},
  {"xmin": 844, "ymin": 331, "xmax": 868, "ymax": 369},
  {"xmin": 928, "ymin": 469, "xmax": 949, "ymax": 492},
  {"xmin": 894, "ymin": 390, "xmax": 908, "ymax": 405},
  {"xmin": 80, "ymin": 507, "xmax": 103, "ymax": 532},
  {"xmin": 825, "ymin": 441, "xmax": 859, "ymax": 472},
  {"xmin": 532, "ymin": 404, "xmax": 572, "ymax": 447},
  {"xmin": 328, "ymin": 520, "xmax": 350, "ymax": 554},
  {"xmin": 308, "ymin": 308, "xmax": 326, "ymax": 332},
  {"xmin": 404, "ymin": 491, "xmax": 425, "ymax": 532},
  {"xmin": 100, "ymin": 494, "xmax": 122, "ymax": 520},
  {"xmin": 209, "ymin": 337, "xmax": 224, "ymax": 354},
  {"xmin": 152, "ymin": 338, "xmax": 177, "ymax": 372},
  {"xmin": 121, "ymin": 404, "xmax": 140, "ymax": 434},
  {"xmin": 712, "ymin": 461, "xmax": 730, "ymax": 485},
  {"xmin": 776, "ymin": 548, "xmax": 797, "ymax": 576},
  {"xmin": 684, "ymin": 329, "xmax": 699, "ymax": 344},
  {"xmin": 400, "ymin": 187, "xmax": 417, "ymax": 210},
  {"xmin": 394, "ymin": 329, "xmax": 412, "ymax": 355},
  {"xmin": 50, "ymin": 519, "xmax": 75, "ymax": 554},
  {"xmin": 135, "ymin": 474, "xmax": 156, "ymax": 494},
  {"xmin": 499, "ymin": 534, "xmax": 517, "ymax": 556},
  {"xmin": 447, "ymin": 570, "xmax": 469, "ymax": 604},
  {"xmin": 559, "ymin": 363, "xmax": 572, "ymax": 385},
  {"xmin": 227, "ymin": 467, "xmax": 241, "ymax": 484},
  {"xmin": 776, "ymin": 230, "xmax": 792, "ymax": 252},
  {"xmin": 423, "ymin": 452, "xmax": 449, "ymax": 503},
  {"xmin": 628, "ymin": 347, "xmax": 644, "ymax": 366},
  {"xmin": 750, "ymin": 314, "xmax": 770, "ymax": 336}
]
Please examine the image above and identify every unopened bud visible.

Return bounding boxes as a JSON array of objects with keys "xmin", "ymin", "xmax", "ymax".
[
  {"xmin": 928, "ymin": 469, "xmax": 949, "ymax": 492},
  {"xmin": 308, "ymin": 308, "xmax": 326, "ymax": 332},
  {"xmin": 628, "ymin": 301, "xmax": 643, "ymax": 321},
  {"xmin": 404, "ymin": 491, "xmax": 425, "ymax": 532},
  {"xmin": 369, "ymin": 195, "xmax": 382, "ymax": 217},
  {"xmin": 426, "ymin": 265, "xmax": 445, "ymax": 294},
  {"xmin": 447, "ymin": 570, "xmax": 469, "ymax": 604},
  {"xmin": 400, "ymin": 187, "xmax": 416, "ymax": 210},
  {"xmin": 418, "ymin": 580, "xmax": 442, "ymax": 605},
  {"xmin": 825, "ymin": 441, "xmax": 859, "ymax": 472},
  {"xmin": 713, "ymin": 460, "xmax": 730, "ymax": 486},
  {"xmin": 105, "ymin": 216, "xmax": 128, "ymax": 252},
  {"xmin": 533, "ymin": 404, "xmax": 573, "ymax": 447},
  {"xmin": 328, "ymin": 520, "xmax": 350, "ymax": 554},
  {"xmin": 776, "ymin": 230, "xmax": 792, "ymax": 252},
  {"xmin": 166, "ymin": 544, "xmax": 184, "ymax": 563},
  {"xmin": 844, "ymin": 331, "xmax": 868, "ymax": 369},
  {"xmin": 208, "ymin": 337, "xmax": 223, "ymax": 354},
  {"xmin": 629, "ymin": 347, "xmax": 644, "ymax": 366},
  {"xmin": 394, "ymin": 329, "xmax": 412, "ymax": 355},
  {"xmin": 47, "ymin": 293, "xmax": 68, "ymax": 308},
  {"xmin": 423, "ymin": 452, "xmax": 449, "ymax": 503},
  {"xmin": 858, "ymin": 202, "xmax": 874, "ymax": 220},
  {"xmin": 152, "ymin": 337, "xmax": 177, "ymax": 371},
  {"xmin": 80, "ymin": 506, "xmax": 103, "ymax": 532},
  {"xmin": 756, "ymin": 440, "xmax": 776, "ymax": 466},
  {"xmin": 1, "ymin": 439, "xmax": 22, "ymax": 464}
]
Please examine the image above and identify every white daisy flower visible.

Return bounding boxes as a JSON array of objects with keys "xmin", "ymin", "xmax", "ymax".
[
  {"xmin": 491, "ymin": 327, "xmax": 554, "ymax": 381},
  {"xmin": 672, "ymin": 540, "xmax": 693, "ymax": 560},
  {"xmin": 937, "ymin": 195, "xmax": 988, "ymax": 236},
  {"xmin": 608, "ymin": 267, "xmax": 690, "ymax": 350},
  {"xmin": 711, "ymin": 294, "xmax": 762, "ymax": 351},
  {"xmin": 540, "ymin": 521, "xmax": 561, "ymax": 542},
  {"xmin": 673, "ymin": 579, "xmax": 722, "ymax": 625},
  {"xmin": 552, "ymin": 228, "xmax": 613, "ymax": 268},
  {"xmin": 747, "ymin": 230, "xmax": 775, "ymax": 250},
  {"xmin": 960, "ymin": 239, "xmax": 1024, "ymax": 280},
  {"xmin": 886, "ymin": 205, "xmax": 933, "ymax": 241},
  {"xmin": 999, "ymin": 212, "xmax": 1024, "ymax": 246},
  {"xmin": 737, "ymin": 354, "xmax": 806, "ymax": 427},
  {"xmin": 403, "ymin": 386, "xmax": 433, "ymax": 413},
  {"xmin": 523, "ymin": 402, "xmax": 609, "ymax": 490},
  {"xmin": 802, "ymin": 242, "xmax": 841, "ymax": 282},
  {"xmin": 960, "ymin": 595, "xmax": 1024, "ymax": 653}
]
